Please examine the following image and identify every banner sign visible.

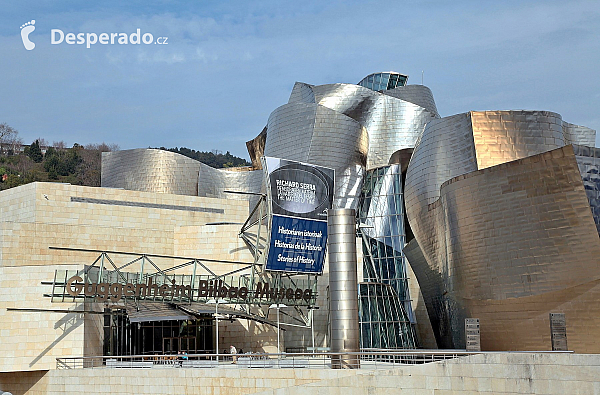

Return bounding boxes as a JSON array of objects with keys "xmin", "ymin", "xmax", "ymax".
[{"xmin": 263, "ymin": 157, "xmax": 334, "ymax": 273}]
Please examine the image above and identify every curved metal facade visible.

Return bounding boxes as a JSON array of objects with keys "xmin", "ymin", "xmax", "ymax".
[
  {"xmin": 101, "ymin": 149, "xmax": 202, "ymax": 196},
  {"xmin": 101, "ymin": 148, "xmax": 263, "ymax": 205},
  {"xmin": 258, "ymin": 75, "xmax": 439, "ymax": 351},
  {"xmin": 197, "ymin": 163, "xmax": 263, "ymax": 201},
  {"xmin": 286, "ymin": 82, "xmax": 438, "ymax": 170},
  {"xmin": 383, "ymin": 85, "xmax": 439, "ymax": 117},
  {"xmin": 404, "ymin": 110, "xmax": 600, "ymax": 352},
  {"xmin": 264, "ymin": 101, "xmax": 368, "ymax": 209},
  {"xmin": 563, "ymin": 122, "xmax": 596, "ymax": 147},
  {"xmin": 97, "ymin": 70, "xmax": 600, "ymax": 354},
  {"xmin": 101, "ymin": 73, "xmax": 441, "ymax": 351}
]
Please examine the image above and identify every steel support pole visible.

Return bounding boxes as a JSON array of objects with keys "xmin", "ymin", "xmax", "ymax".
[
  {"xmin": 277, "ymin": 306, "xmax": 280, "ymax": 355},
  {"xmin": 311, "ymin": 308, "xmax": 315, "ymax": 353},
  {"xmin": 139, "ymin": 256, "xmax": 145, "ymax": 284},
  {"xmin": 215, "ymin": 302, "xmax": 219, "ymax": 363},
  {"xmin": 98, "ymin": 253, "xmax": 105, "ymax": 283},
  {"xmin": 191, "ymin": 260, "xmax": 197, "ymax": 302},
  {"xmin": 328, "ymin": 209, "xmax": 360, "ymax": 368}
]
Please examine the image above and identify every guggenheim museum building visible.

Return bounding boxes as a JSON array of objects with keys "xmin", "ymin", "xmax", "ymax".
[{"xmin": 2, "ymin": 70, "xmax": 600, "ymax": 377}]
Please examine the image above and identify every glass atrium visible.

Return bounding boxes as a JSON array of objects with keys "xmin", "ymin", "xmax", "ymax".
[
  {"xmin": 358, "ymin": 72, "xmax": 408, "ymax": 92},
  {"xmin": 358, "ymin": 164, "xmax": 418, "ymax": 349}
]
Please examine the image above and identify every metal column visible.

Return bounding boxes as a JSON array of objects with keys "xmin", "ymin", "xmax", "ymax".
[{"xmin": 328, "ymin": 209, "xmax": 360, "ymax": 369}]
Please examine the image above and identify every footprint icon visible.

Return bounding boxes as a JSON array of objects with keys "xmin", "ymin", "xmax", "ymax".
[{"xmin": 20, "ymin": 20, "xmax": 35, "ymax": 50}]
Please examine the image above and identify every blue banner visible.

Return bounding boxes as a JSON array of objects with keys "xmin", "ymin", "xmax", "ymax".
[{"xmin": 265, "ymin": 215, "xmax": 328, "ymax": 273}]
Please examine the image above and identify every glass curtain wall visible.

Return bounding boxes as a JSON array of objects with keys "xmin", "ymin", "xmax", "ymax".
[
  {"xmin": 358, "ymin": 165, "xmax": 418, "ymax": 348},
  {"xmin": 358, "ymin": 72, "xmax": 408, "ymax": 92}
]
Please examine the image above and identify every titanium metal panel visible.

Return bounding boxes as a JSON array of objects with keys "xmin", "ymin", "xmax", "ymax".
[
  {"xmin": 383, "ymin": 85, "xmax": 439, "ymax": 117},
  {"xmin": 102, "ymin": 148, "xmax": 264, "ymax": 208},
  {"xmin": 407, "ymin": 146, "xmax": 600, "ymax": 352},
  {"xmin": 101, "ymin": 148, "xmax": 202, "ymax": 196},
  {"xmin": 288, "ymin": 82, "xmax": 316, "ymax": 104},
  {"xmin": 405, "ymin": 111, "xmax": 597, "ymax": 280},
  {"xmin": 405, "ymin": 109, "xmax": 599, "ymax": 352},
  {"xmin": 470, "ymin": 110, "xmax": 565, "ymax": 169},
  {"xmin": 197, "ymin": 162, "xmax": 263, "ymax": 200},
  {"xmin": 308, "ymin": 83, "xmax": 438, "ymax": 169},
  {"xmin": 563, "ymin": 122, "xmax": 596, "ymax": 146},
  {"xmin": 264, "ymin": 102, "xmax": 367, "ymax": 210},
  {"xmin": 573, "ymin": 144, "xmax": 600, "ymax": 234}
]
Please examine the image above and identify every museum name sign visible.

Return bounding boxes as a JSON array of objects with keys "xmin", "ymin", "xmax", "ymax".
[{"xmin": 61, "ymin": 275, "xmax": 314, "ymax": 305}]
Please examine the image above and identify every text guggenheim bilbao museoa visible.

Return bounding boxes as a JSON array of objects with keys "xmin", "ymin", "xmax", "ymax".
[
  {"xmin": 263, "ymin": 157, "xmax": 334, "ymax": 274},
  {"xmin": 49, "ymin": 272, "xmax": 315, "ymax": 305}
]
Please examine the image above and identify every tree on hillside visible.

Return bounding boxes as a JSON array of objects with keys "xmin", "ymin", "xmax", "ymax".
[
  {"xmin": 77, "ymin": 142, "xmax": 120, "ymax": 186},
  {"xmin": 24, "ymin": 140, "xmax": 43, "ymax": 163},
  {"xmin": 157, "ymin": 147, "xmax": 251, "ymax": 168},
  {"xmin": 0, "ymin": 135, "xmax": 121, "ymax": 191},
  {"xmin": 44, "ymin": 146, "xmax": 82, "ymax": 179},
  {"xmin": 0, "ymin": 123, "xmax": 21, "ymax": 155}
]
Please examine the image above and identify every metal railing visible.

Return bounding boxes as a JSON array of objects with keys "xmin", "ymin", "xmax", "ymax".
[{"xmin": 55, "ymin": 350, "xmax": 571, "ymax": 370}]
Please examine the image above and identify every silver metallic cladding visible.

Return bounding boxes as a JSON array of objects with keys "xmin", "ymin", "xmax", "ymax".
[
  {"xmin": 405, "ymin": 112, "xmax": 478, "ymax": 209},
  {"xmin": 101, "ymin": 149, "xmax": 202, "ymax": 196},
  {"xmin": 288, "ymin": 82, "xmax": 315, "ymax": 104},
  {"xmin": 288, "ymin": 82, "xmax": 439, "ymax": 170},
  {"xmin": 563, "ymin": 122, "xmax": 596, "ymax": 147},
  {"xmin": 197, "ymin": 163, "xmax": 263, "ymax": 201},
  {"xmin": 264, "ymin": 101, "xmax": 367, "ymax": 210},
  {"xmin": 404, "ymin": 109, "xmax": 599, "ymax": 350},
  {"xmin": 101, "ymin": 148, "xmax": 263, "ymax": 206},
  {"xmin": 573, "ymin": 144, "xmax": 600, "ymax": 234},
  {"xmin": 383, "ymin": 85, "xmax": 439, "ymax": 117}
]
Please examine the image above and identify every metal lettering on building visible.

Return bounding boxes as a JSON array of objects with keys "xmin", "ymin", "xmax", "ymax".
[
  {"xmin": 47, "ymin": 270, "xmax": 315, "ymax": 306},
  {"xmin": 465, "ymin": 318, "xmax": 481, "ymax": 352},
  {"xmin": 550, "ymin": 313, "xmax": 568, "ymax": 351}
]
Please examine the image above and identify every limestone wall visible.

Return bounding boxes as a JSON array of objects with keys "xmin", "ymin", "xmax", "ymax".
[
  {"xmin": 1, "ymin": 353, "xmax": 599, "ymax": 395},
  {"xmin": 0, "ymin": 182, "xmax": 253, "ymax": 372},
  {"xmin": 258, "ymin": 352, "xmax": 600, "ymax": 395}
]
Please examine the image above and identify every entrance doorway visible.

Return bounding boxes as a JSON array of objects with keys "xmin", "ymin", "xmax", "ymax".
[
  {"xmin": 163, "ymin": 336, "xmax": 197, "ymax": 354},
  {"xmin": 103, "ymin": 309, "xmax": 213, "ymax": 356}
]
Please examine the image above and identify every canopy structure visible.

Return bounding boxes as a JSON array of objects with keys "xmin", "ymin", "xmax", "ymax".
[
  {"xmin": 177, "ymin": 303, "xmax": 282, "ymax": 330},
  {"xmin": 124, "ymin": 301, "xmax": 282, "ymax": 329},
  {"xmin": 125, "ymin": 302, "xmax": 193, "ymax": 323}
]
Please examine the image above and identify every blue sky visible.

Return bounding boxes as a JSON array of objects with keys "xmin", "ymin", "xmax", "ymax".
[{"xmin": 1, "ymin": 0, "xmax": 599, "ymax": 158}]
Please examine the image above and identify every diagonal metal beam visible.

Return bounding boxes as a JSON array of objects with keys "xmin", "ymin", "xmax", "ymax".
[
  {"xmin": 143, "ymin": 256, "xmax": 165, "ymax": 277},
  {"xmin": 239, "ymin": 195, "xmax": 265, "ymax": 234},
  {"xmin": 116, "ymin": 256, "xmax": 144, "ymax": 272},
  {"xmin": 83, "ymin": 254, "xmax": 102, "ymax": 275},
  {"xmin": 144, "ymin": 259, "xmax": 197, "ymax": 277},
  {"xmin": 103, "ymin": 254, "xmax": 128, "ymax": 283},
  {"xmin": 195, "ymin": 260, "xmax": 217, "ymax": 279}
]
